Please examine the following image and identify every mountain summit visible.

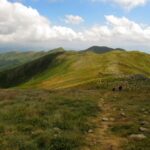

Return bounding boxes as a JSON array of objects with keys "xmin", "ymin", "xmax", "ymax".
[
  {"xmin": 84, "ymin": 46, "xmax": 125, "ymax": 54},
  {"xmin": 84, "ymin": 46, "xmax": 114, "ymax": 54}
]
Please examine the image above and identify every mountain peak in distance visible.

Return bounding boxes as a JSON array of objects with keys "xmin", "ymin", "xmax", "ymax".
[{"xmin": 84, "ymin": 46, "xmax": 125, "ymax": 54}]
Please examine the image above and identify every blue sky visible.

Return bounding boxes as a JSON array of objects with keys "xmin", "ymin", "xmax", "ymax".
[
  {"xmin": 1, "ymin": 0, "xmax": 150, "ymax": 52},
  {"xmin": 16, "ymin": 0, "xmax": 150, "ymax": 26}
]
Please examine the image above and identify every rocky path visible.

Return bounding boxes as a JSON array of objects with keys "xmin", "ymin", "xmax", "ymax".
[
  {"xmin": 95, "ymin": 100, "xmax": 125, "ymax": 150},
  {"xmin": 83, "ymin": 95, "xmax": 126, "ymax": 150}
]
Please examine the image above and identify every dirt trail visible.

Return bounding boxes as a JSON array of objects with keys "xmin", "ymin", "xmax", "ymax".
[{"xmin": 83, "ymin": 94, "xmax": 126, "ymax": 150}]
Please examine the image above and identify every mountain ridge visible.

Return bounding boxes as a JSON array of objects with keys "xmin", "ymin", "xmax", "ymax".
[{"xmin": 0, "ymin": 47, "xmax": 149, "ymax": 89}]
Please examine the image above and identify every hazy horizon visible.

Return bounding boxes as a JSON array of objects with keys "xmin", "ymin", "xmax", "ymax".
[{"xmin": 0, "ymin": 45, "xmax": 149, "ymax": 54}]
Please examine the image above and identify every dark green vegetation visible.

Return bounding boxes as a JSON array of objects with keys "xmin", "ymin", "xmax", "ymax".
[
  {"xmin": 0, "ymin": 47, "xmax": 65, "ymax": 72},
  {"xmin": 0, "ymin": 51, "xmax": 46, "ymax": 71},
  {"xmin": 0, "ymin": 52, "xmax": 64, "ymax": 87}
]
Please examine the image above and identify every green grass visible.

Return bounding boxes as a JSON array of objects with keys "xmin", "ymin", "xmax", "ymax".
[
  {"xmin": 0, "ymin": 78, "xmax": 150, "ymax": 149},
  {"xmin": 111, "ymin": 124, "xmax": 139, "ymax": 136},
  {"xmin": 124, "ymin": 138, "xmax": 150, "ymax": 150},
  {"xmin": 0, "ymin": 89, "xmax": 100, "ymax": 150},
  {"xmin": 77, "ymin": 78, "xmax": 150, "ymax": 150},
  {"xmin": 102, "ymin": 81, "xmax": 150, "ymax": 150}
]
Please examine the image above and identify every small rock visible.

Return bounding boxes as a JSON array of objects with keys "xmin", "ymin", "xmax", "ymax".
[
  {"xmin": 88, "ymin": 129, "xmax": 94, "ymax": 133},
  {"xmin": 140, "ymin": 121, "xmax": 149, "ymax": 126},
  {"xmin": 129, "ymin": 134, "xmax": 146, "ymax": 140},
  {"xmin": 120, "ymin": 112, "xmax": 126, "ymax": 117},
  {"xmin": 139, "ymin": 127, "xmax": 149, "ymax": 132},
  {"xmin": 102, "ymin": 117, "xmax": 109, "ymax": 121}
]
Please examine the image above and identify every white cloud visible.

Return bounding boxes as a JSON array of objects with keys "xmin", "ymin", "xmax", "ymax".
[
  {"xmin": 92, "ymin": 0, "xmax": 148, "ymax": 9},
  {"xmin": 112, "ymin": 0, "xmax": 148, "ymax": 9},
  {"xmin": 0, "ymin": 0, "xmax": 150, "ymax": 52},
  {"xmin": 84, "ymin": 15, "xmax": 150, "ymax": 48},
  {"xmin": 0, "ymin": 0, "xmax": 83, "ymax": 43},
  {"xmin": 65, "ymin": 15, "xmax": 84, "ymax": 25}
]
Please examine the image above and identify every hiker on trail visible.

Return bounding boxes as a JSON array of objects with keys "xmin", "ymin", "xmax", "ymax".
[{"xmin": 118, "ymin": 85, "xmax": 123, "ymax": 91}]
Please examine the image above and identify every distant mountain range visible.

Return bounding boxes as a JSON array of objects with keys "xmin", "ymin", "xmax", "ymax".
[{"xmin": 0, "ymin": 46, "xmax": 149, "ymax": 89}]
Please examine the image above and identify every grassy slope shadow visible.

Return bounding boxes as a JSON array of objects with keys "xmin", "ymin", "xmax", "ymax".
[{"xmin": 0, "ymin": 52, "xmax": 64, "ymax": 88}]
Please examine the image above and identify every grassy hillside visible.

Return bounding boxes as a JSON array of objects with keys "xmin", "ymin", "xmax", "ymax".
[
  {"xmin": 0, "ymin": 47, "xmax": 65, "ymax": 71},
  {"xmin": 20, "ymin": 50, "xmax": 150, "ymax": 89},
  {"xmin": 0, "ymin": 47, "xmax": 149, "ymax": 150},
  {"xmin": 0, "ymin": 79, "xmax": 149, "ymax": 150},
  {"xmin": 0, "ymin": 88, "xmax": 100, "ymax": 150},
  {"xmin": 0, "ymin": 49, "xmax": 150, "ymax": 89},
  {"xmin": 0, "ymin": 51, "xmax": 46, "ymax": 71},
  {"xmin": 0, "ymin": 51, "xmax": 64, "ymax": 88}
]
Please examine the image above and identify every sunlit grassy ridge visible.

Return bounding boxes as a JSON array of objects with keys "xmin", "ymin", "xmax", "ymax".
[
  {"xmin": 0, "ymin": 47, "xmax": 150, "ymax": 89},
  {"xmin": 20, "ymin": 50, "xmax": 150, "ymax": 89}
]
